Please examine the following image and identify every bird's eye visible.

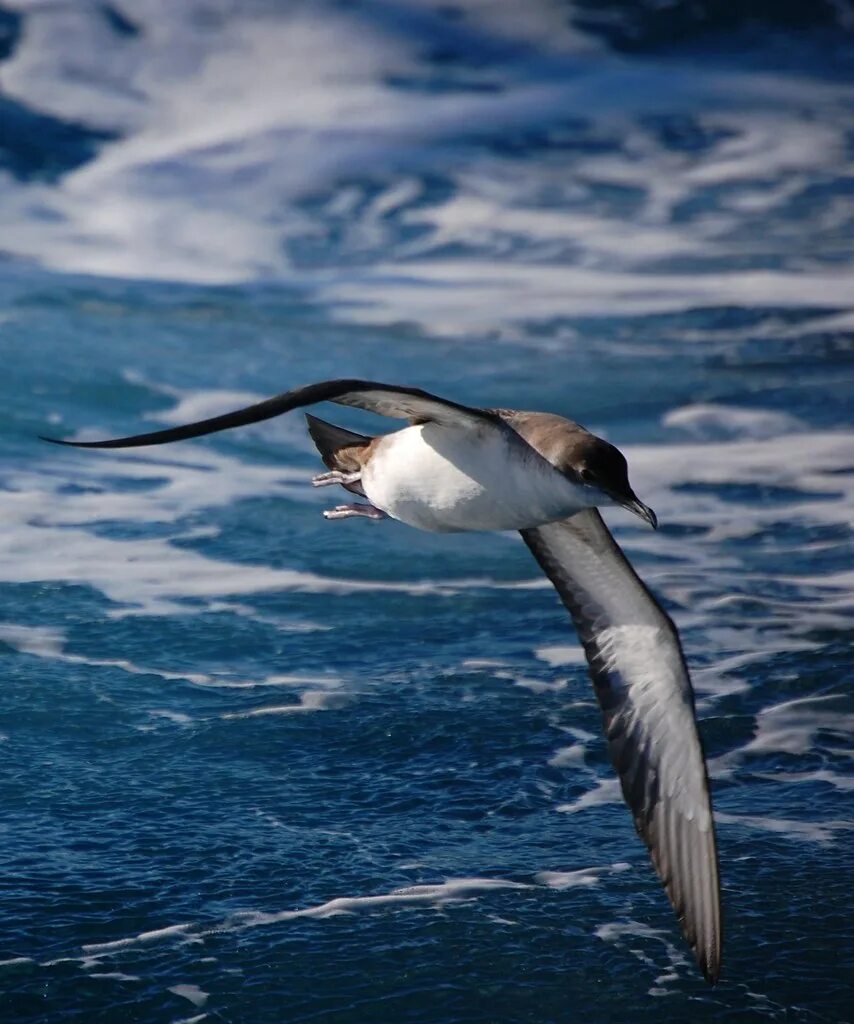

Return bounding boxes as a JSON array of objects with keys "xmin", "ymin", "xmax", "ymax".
[{"xmin": 580, "ymin": 468, "xmax": 596, "ymax": 483}]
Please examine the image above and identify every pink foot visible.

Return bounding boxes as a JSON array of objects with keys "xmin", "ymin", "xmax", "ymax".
[
  {"xmin": 322, "ymin": 503, "xmax": 387, "ymax": 521},
  {"xmin": 312, "ymin": 470, "xmax": 361, "ymax": 488}
]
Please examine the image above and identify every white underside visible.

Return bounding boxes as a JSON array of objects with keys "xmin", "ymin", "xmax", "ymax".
[{"xmin": 361, "ymin": 423, "xmax": 596, "ymax": 533}]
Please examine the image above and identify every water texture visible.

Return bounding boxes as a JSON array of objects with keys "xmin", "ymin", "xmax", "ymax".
[{"xmin": 0, "ymin": 2, "xmax": 852, "ymax": 1022}]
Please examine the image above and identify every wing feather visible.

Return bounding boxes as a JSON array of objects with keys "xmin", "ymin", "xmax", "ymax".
[
  {"xmin": 41, "ymin": 379, "xmax": 497, "ymax": 449},
  {"xmin": 520, "ymin": 510, "xmax": 722, "ymax": 983}
]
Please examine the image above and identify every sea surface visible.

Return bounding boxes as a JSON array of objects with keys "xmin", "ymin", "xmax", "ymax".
[{"xmin": 0, "ymin": 2, "xmax": 852, "ymax": 1022}]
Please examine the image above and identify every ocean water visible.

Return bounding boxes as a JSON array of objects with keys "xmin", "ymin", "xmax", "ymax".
[{"xmin": 1, "ymin": 2, "xmax": 853, "ymax": 1022}]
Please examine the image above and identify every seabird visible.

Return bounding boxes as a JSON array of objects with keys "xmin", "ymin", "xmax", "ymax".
[{"xmin": 44, "ymin": 378, "xmax": 722, "ymax": 983}]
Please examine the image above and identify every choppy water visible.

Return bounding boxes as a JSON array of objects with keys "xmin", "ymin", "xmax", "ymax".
[{"xmin": 1, "ymin": 2, "xmax": 853, "ymax": 1022}]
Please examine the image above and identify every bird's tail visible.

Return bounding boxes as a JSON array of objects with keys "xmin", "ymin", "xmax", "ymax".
[{"xmin": 304, "ymin": 413, "xmax": 373, "ymax": 496}]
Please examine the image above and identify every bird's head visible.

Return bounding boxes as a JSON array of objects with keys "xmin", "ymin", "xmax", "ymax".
[{"xmin": 566, "ymin": 435, "xmax": 658, "ymax": 529}]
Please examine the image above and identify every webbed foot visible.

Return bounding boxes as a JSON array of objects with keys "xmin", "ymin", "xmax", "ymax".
[
  {"xmin": 312, "ymin": 470, "xmax": 362, "ymax": 488},
  {"xmin": 322, "ymin": 503, "xmax": 387, "ymax": 521}
]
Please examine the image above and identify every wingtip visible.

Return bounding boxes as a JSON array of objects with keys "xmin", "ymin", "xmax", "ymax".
[
  {"xmin": 39, "ymin": 435, "xmax": 109, "ymax": 448},
  {"xmin": 686, "ymin": 889, "xmax": 723, "ymax": 987},
  {"xmin": 691, "ymin": 920, "xmax": 722, "ymax": 985},
  {"xmin": 702, "ymin": 957, "xmax": 722, "ymax": 986}
]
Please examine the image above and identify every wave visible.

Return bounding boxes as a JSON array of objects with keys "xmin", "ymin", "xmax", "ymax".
[{"xmin": 0, "ymin": 0, "xmax": 851, "ymax": 336}]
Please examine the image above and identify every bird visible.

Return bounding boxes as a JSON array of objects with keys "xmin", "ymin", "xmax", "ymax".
[{"xmin": 43, "ymin": 378, "xmax": 722, "ymax": 983}]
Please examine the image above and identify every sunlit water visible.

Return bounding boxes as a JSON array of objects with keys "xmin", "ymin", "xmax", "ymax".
[{"xmin": 1, "ymin": 3, "xmax": 852, "ymax": 1022}]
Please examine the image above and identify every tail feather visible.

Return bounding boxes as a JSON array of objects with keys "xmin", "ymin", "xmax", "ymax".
[{"xmin": 305, "ymin": 413, "xmax": 373, "ymax": 496}]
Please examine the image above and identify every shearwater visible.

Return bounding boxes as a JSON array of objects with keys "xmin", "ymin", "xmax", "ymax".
[{"xmin": 44, "ymin": 378, "xmax": 723, "ymax": 983}]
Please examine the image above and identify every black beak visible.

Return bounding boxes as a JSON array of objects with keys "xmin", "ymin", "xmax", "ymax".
[{"xmin": 621, "ymin": 496, "xmax": 658, "ymax": 530}]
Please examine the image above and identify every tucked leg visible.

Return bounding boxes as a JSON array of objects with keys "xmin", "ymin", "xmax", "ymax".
[
  {"xmin": 323, "ymin": 503, "xmax": 387, "ymax": 521},
  {"xmin": 312, "ymin": 470, "xmax": 361, "ymax": 488}
]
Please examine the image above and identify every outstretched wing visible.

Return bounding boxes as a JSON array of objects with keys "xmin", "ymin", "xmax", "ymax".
[
  {"xmin": 41, "ymin": 379, "xmax": 498, "ymax": 449},
  {"xmin": 520, "ymin": 509, "xmax": 722, "ymax": 983}
]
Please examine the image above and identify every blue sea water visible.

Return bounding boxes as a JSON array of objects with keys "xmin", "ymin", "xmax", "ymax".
[{"xmin": 1, "ymin": 3, "xmax": 853, "ymax": 1022}]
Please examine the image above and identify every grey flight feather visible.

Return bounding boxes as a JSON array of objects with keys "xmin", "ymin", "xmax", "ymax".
[{"xmin": 521, "ymin": 509, "xmax": 722, "ymax": 983}]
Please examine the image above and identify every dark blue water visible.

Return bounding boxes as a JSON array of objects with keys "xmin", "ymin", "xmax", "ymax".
[{"xmin": 1, "ymin": 3, "xmax": 852, "ymax": 1022}]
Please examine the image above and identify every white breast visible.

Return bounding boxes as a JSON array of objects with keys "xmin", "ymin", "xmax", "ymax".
[{"xmin": 361, "ymin": 423, "xmax": 589, "ymax": 533}]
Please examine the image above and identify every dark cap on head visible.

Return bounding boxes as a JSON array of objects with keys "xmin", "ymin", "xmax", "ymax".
[
  {"xmin": 501, "ymin": 411, "xmax": 657, "ymax": 529},
  {"xmin": 572, "ymin": 435, "xmax": 630, "ymax": 490},
  {"xmin": 568, "ymin": 435, "xmax": 658, "ymax": 529}
]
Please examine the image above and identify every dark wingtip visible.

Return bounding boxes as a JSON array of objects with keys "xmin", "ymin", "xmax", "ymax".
[
  {"xmin": 703, "ymin": 959, "xmax": 721, "ymax": 986},
  {"xmin": 39, "ymin": 435, "xmax": 118, "ymax": 449},
  {"xmin": 693, "ymin": 928, "xmax": 722, "ymax": 985}
]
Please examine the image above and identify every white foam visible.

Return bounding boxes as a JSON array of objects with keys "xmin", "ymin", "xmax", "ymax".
[
  {"xmin": 595, "ymin": 919, "xmax": 665, "ymax": 943},
  {"xmin": 128, "ymin": 375, "xmax": 315, "ymax": 452},
  {"xmin": 743, "ymin": 695, "xmax": 854, "ymax": 758},
  {"xmin": 557, "ymin": 777, "xmax": 622, "ymax": 814},
  {"xmin": 151, "ymin": 391, "xmax": 268, "ymax": 427},
  {"xmin": 405, "ymin": 192, "xmax": 710, "ymax": 264},
  {"xmin": 0, "ymin": 2, "xmax": 596, "ymax": 284},
  {"xmin": 609, "ymin": 434, "xmax": 854, "ymax": 666},
  {"xmin": 595, "ymin": 919, "xmax": 689, "ymax": 994},
  {"xmin": 80, "ymin": 877, "xmax": 531, "ymax": 959},
  {"xmin": 194, "ymin": 673, "xmax": 343, "ymax": 690},
  {"xmin": 168, "ymin": 985, "xmax": 209, "ymax": 1008},
  {"xmin": 0, "ymin": 622, "xmax": 212, "ymax": 686},
  {"xmin": 220, "ymin": 690, "xmax": 351, "ymax": 718},
  {"xmin": 548, "ymin": 726, "xmax": 597, "ymax": 769},
  {"xmin": 548, "ymin": 744, "xmax": 587, "ymax": 767},
  {"xmin": 494, "ymin": 669, "xmax": 567, "ymax": 694},
  {"xmin": 534, "ymin": 645, "xmax": 586, "ymax": 668},
  {"xmin": 1, "ymin": 621, "xmax": 354, "ymax": 719},
  {"xmin": 628, "ymin": 431, "xmax": 853, "ymax": 508},
  {"xmin": 236, "ymin": 878, "xmax": 532, "ymax": 928},
  {"xmin": 148, "ymin": 710, "xmax": 194, "ymax": 725},
  {"xmin": 0, "ymin": 623, "xmax": 65, "ymax": 658},
  {"xmin": 84, "ymin": 923, "xmax": 194, "ymax": 955},
  {"xmin": 461, "ymin": 658, "xmax": 509, "ymax": 669},
  {"xmin": 663, "ymin": 403, "xmax": 804, "ymax": 441},
  {"xmin": 754, "ymin": 769, "xmax": 854, "ymax": 792},
  {"xmin": 716, "ymin": 811, "xmax": 850, "ymax": 845},
  {"xmin": 319, "ymin": 263, "xmax": 854, "ymax": 334},
  {"xmin": 536, "ymin": 867, "xmax": 601, "ymax": 889},
  {"xmin": 0, "ymin": 0, "xmax": 850, "ymax": 330},
  {"xmin": 0, "ymin": 452, "xmax": 336, "ymax": 618}
]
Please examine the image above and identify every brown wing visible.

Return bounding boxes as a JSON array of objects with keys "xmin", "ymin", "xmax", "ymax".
[{"xmin": 42, "ymin": 379, "xmax": 500, "ymax": 449}]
